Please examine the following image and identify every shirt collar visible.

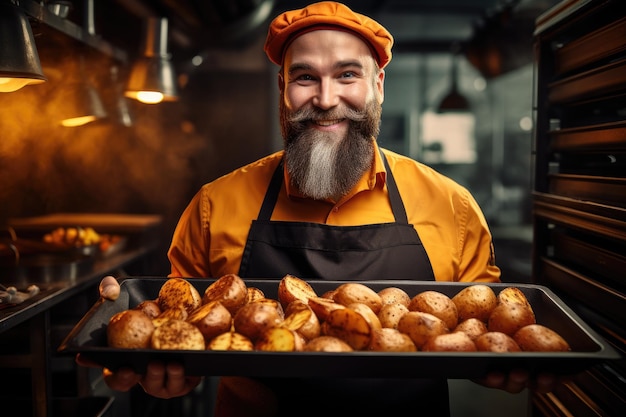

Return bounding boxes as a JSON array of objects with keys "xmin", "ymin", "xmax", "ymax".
[{"xmin": 283, "ymin": 141, "xmax": 387, "ymax": 202}]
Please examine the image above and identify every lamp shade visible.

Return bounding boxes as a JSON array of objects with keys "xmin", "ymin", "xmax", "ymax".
[
  {"xmin": 0, "ymin": 3, "xmax": 47, "ymax": 92},
  {"xmin": 59, "ymin": 80, "xmax": 108, "ymax": 127},
  {"xmin": 125, "ymin": 17, "xmax": 178, "ymax": 104},
  {"xmin": 437, "ymin": 54, "xmax": 470, "ymax": 113}
]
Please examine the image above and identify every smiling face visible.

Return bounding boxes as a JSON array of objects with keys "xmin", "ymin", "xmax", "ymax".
[{"xmin": 279, "ymin": 30, "xmax": 385, "ymax": 201}]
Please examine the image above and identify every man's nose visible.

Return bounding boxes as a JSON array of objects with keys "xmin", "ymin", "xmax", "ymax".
[{"xmin": 312, "ymin": 79, "xmax": 340, "ymax": 110}]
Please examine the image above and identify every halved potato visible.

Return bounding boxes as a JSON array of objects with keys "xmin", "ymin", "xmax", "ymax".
[
  {"xmin": 277, "ymin": 274, "xmax": 317, "ymax": 309},
  {"xmin": 207, "ymin": 331, "xmax": 254, "ymax": 351},
  {"xmin": 203, "ymin": 273, "xmax": 248, "ymax": 315},
  {"xmin": 157, "ymin": 278, "xmax": 202, "ymax": 314},
  {"xmin": 150, "ymin": 319, "xmax": 205, "ymax": 350}
]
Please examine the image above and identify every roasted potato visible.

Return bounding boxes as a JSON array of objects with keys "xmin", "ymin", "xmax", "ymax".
[
  {"xmin": 497, "ymin": 287, "xmax": 533, "ymax": 310},
  {"xmin": 246, "ymin": 287, "xmax": 265, "ymax": 304},
  {"xmin": 277, "ymin": 274, "xmax": 318, "ymax": 309},
  {"xmin": 451, "ymin": 284, "xmax": 497, "ymax": 322},
  {"xmin": 514, "ymin": 324, "xmax": 570, "ymax": 352},
  {"xmin": 157, "ymin": 278, "xmax": 202, "ymax": 315},
  {"xmin": 150, "ymin": 319, "xmax": 205, "ymax": 350},
  {"xmin": 474, "ymin": 331, "xmax": 521, "ymax": 352},
  {"xmin": 323, "ymin": 307, "xmax": 373, "ymax": 350},
  {"xmin": 348, "ymin": 302, "xmax": 382, "ymax": 332},
  {"xmin": 203, "ymin": 273, "xmax": 248, "ymax": 315},
  {"xmin": 152, "ymin": 305, "xmax": 189, "ymax": 327},
  {"xmin": 255, "ymin": 327, "xmax": 305, "ymax": 352},
  {"xmin": 284, "ymin": 300, "xmax": 321, "ymax": 340},
  {"xmin": 233, "ymin": 299, "xmax": 284, "ymax": 341},
  {"xmin": 107, "ymin": 309, "xmax": 155, "ymax": 349},
  {"xmin": 134, "ymin": 299, "xmax": 161, "ymax": 319},
  {"xmin": 307, "ymin": 296, "xmax": 345, "ymax": 322},
  {"xmin": 408, "ymin": 290, "xmax": 458, "ymax": 330},
  {"xmin": 377, "ymin": 287, "xmax": 411, "ymax": 307},
  {"xmin": 368, "ymin": 328, "xmax": 417, "ymax": 352},
  {"xmin": 453, "ymin": 318, "xmax": 488, "ymax": 341},
  {"xmin": 304, "ymin": 336, "xmax": 353, "ymax": 352},
  {"xmin": 397, "ymin": 311, "xmax": 449, "ymax": 350},
  {"xmin": 187, "ymin": 300, "xmax": 233, "ymax": 342},
  {"xmin": 333, "ymin": 283, "xmax": 383, "ymax": 314},
  {"xmin": 488, "ymin": 302, "xmax": 536, "ymax": 336},
  {"xmin": 207, "ymin": 331, "xmax": 254, "ymax": 351},
  {"xmin": 423, "ymin": 332, "xmax": 477, "ymax": 352},
  {"xmin": 378, "ymin": 302, "xmax": 409, "ymax": 329}
]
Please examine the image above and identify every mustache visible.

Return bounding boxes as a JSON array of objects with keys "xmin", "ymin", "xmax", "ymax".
[{"xmin": 287, "ymin": 106, "xmax": 368, "ymax": 124}]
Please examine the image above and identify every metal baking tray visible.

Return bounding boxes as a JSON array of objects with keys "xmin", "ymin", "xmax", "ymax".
[{"xmin": 58, "ymin": 277, "xmax": 621, "ymax": 378}]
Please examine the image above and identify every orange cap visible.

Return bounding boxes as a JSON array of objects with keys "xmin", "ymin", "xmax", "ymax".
[{"xmin": 264, "ymin": 1, "xmax": 394, "ymax": 68}]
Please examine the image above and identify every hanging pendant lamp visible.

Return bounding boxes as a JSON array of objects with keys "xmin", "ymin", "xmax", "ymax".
[
  {"xmin": 437, "ymin": 49, "xmax": 470, "ymax": 113},
  {"xmin": 59, "ymin": 56, "xmax": 107, "ymax": 127},
  {"xmin": 125, "ymin": 17, "xmax": 178, "ymax": 104},
  {"xmin": 0, "ymin": 2, "xmax": 47, "ymax": 92}
]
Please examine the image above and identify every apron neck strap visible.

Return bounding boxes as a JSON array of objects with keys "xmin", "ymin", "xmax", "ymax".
[{"xmin": 257, "ymin": 149, "xmax": 409, "ymax": 224}]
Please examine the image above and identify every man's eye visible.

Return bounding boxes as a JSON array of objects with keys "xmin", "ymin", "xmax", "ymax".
[
  {"xmin": 296, "ymin": 74, "xmax": 314, "ymax": 81},
  {"xmin": 340, "ymin": 72, "xmax": 356, "ymax": 79}
]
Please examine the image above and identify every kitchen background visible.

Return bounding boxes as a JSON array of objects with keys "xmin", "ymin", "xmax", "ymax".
[
  {"xmin": 4, "ymin": 1, "xmax": 625, "ymax": 417},
  {"xmin": 1, "ymin": 0, "xmax": 557, "ymax": 280}
]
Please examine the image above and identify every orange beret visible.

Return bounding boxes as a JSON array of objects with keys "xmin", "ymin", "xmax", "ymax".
[{"xmin": 264, "ymin": 1, "xmax": 393, "ymax": 68}]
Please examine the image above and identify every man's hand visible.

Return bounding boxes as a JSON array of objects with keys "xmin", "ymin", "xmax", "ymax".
[
  {"xmin": 76, "ymin": 276, "xmax": 202, "ymax": 398},
  {"xmin": 475, "ymin": 370, "xmax": 562, "ymax": 394},
  {"xmin": 99, "ymin": 275, "xmax": 121, "ymax": 301}
]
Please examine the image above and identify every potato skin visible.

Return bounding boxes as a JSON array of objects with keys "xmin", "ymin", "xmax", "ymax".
[
  {"xmin": 474, "ymin": 331, "xmax": 521, "ymax": 352},
  {"xmin": 378, "ymin": 303, "xmax": 409, "ymax": 329},
  {"xmin": 453, "ymin": 318, "xmax": 488, "ymax": 341},
  {"xmin": 408, "ymin": 290, "xmax": 458, "ymax": 330},
  {"xmin": 423, "ymin": 331, "xmax": 477, "ymax": 352},
  {"xmin": 233, "ymin": 300, "xmax": 284, "ymax": 342},
  {"xmin": 451, "ymin": 284, "xmax": 497, "ymax": 322},
  {"xmin": 488, "ymin": 303, "xmax": 536, "ymax": 336},
  {"xmin": 150, "ymin": 319, "xmax": 205, "ymax": 350},
  {"xmin": 134, "ymin": 300, "xmax": 161, "ymax": 319},
  {"xmin": 514, "ymin": 324, "xmax": 570, "ymax": 352},
  {"xmin": 397, "ymin": 311, "xmax": 449, "ymax": 350},
  {"xmin": 107, "ymin": 309, "xmax": 155, "ymax": 349},
  {"xmin": 368, "ymin": 328, "xmax": 417, "ymax": 352},
  {"xmin": 304, "ymin": 336, "xmax": 353, "ymax": 352},
  {"xmin": 333, "ymin": 283, "xmax": 383, "ymax": 314},
  {"xmin": 187, "ymin": 300, "xmax": 233, "ymax": 342},
  {"xmin": 377, "ymin": 287, "xmax": 411, "ymax": 307}
]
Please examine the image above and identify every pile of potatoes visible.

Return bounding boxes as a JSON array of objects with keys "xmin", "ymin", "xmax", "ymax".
[{"xmin": 106, "ymin": 274, "xmax": 571, "ymax": 353}]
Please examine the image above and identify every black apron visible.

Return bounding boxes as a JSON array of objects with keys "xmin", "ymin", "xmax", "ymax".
[{"xmin": 238, "ymin": 153, "xmax": 450, "ymax": 416}]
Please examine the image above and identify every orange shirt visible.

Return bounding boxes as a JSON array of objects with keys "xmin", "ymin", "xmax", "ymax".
[{"xmin": 168, "ymin": 144, "xmax": 501, "ymax": 283}]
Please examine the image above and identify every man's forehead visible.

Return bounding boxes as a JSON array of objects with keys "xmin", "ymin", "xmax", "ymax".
[{"xmin": 284, "ymin": 30, "xmax": 375, "ymax": 67}]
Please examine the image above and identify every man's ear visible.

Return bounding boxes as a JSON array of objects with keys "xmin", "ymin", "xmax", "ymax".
[
  {"xmin": 278, "ymin": 71, "xmax": 285, "ymax": 94},
  {"xmin": 377, "ymin": 69, "xmax": 385, "ymax": 103}
]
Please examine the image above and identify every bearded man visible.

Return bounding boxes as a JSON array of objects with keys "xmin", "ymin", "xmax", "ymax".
[{"xmin": 82, "ymin": 2, "xmax": 557, "ymax": 416}]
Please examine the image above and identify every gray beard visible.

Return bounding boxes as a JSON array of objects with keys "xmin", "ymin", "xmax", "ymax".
[{"xmin": 282, "ymin": 101, "xmax": 381, "ymax": 200}]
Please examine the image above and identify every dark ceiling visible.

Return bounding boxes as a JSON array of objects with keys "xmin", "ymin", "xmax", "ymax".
[{"xmin": 35, "ymin": 0, "xmax": 560, "ymax": 78}]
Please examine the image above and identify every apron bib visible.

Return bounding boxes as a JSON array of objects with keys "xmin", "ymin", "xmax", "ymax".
[
  {"xmin": 239, "ymin": 153, "xmax": 435, "ymax": 281},
  {"xmin": 235, "ymin": 152, "xmax": 450, "ymax": 417}
]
